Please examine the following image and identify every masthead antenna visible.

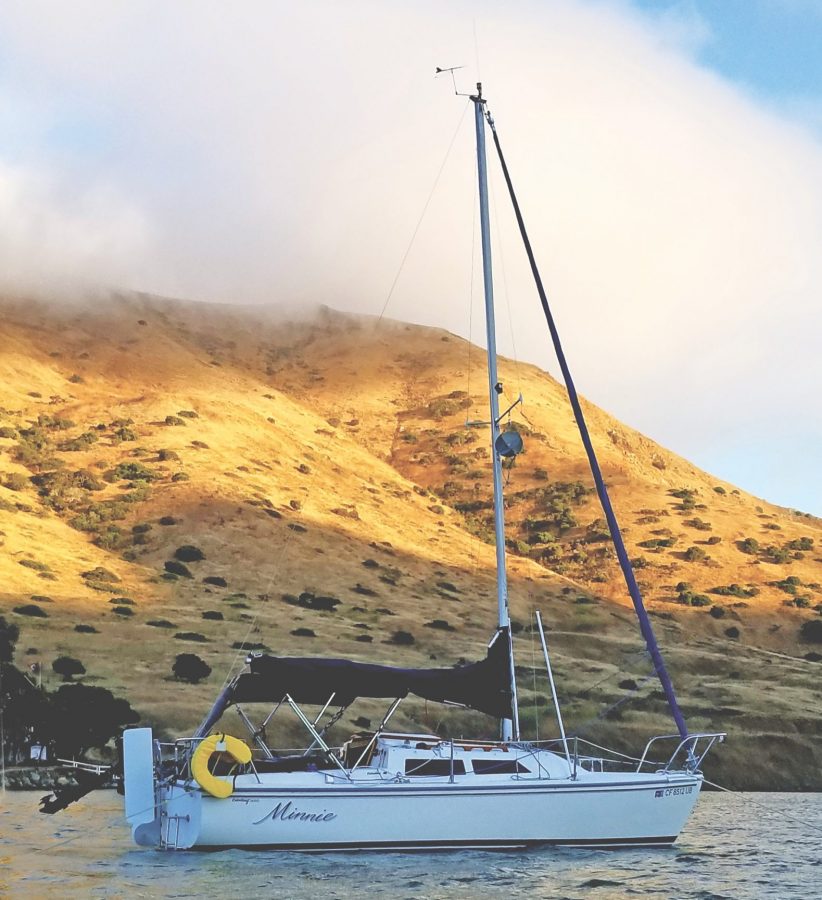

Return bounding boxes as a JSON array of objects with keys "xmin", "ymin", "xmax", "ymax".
[{"xmin": 435, "ymin": 65, "xmax": 472, "ymax": 96}]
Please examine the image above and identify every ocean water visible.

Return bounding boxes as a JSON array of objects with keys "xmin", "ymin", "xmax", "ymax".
[{"xmin": 2, "ymin": 791, "xmax": 820, "ymax": 899}]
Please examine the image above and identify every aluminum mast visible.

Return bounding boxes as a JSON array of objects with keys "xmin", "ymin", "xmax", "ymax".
[{"xmin": 471, "ymin": 83, "xmax": 519, "ymax": 741}]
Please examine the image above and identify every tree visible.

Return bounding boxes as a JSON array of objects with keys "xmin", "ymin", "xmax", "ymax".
[
  {"xmin": 48, "ymin": 684, "xmax": 139, "ymax": 758},
  {"xmin": 172, "ymin": 653, "xmax": 212, "ymax": 684},
  {"xmin": 0, "ymin": 615, "xmax": 19, "ymax": 663},
  {"xmin": 0, "ymin": 663, "xmax": 51, "ymax": 764},
  {"xmin": 52, "ymin": 656, "xmax": 86, "ymax": 682},
  {"xmin": 800, "ymin": 620, "xmax": 822, "ymax": 644},
  {"xmin": 174, "ymin": 545, "xmax": 205, "ymax": 563}
]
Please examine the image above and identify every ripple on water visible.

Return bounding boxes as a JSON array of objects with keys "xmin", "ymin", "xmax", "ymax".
[{"xmin": 3, "ymin": 792, "xmax": 822, "ymax": 899}]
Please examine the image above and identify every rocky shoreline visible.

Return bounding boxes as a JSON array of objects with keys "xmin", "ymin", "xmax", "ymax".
[{"xmin": 2, "ymin": 766, "xmax": 113, "ymax": 791}]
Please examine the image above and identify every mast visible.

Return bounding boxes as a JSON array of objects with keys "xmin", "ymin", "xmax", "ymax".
[{"xmin": 471, "ymin": 83, "xmax": 519, "ymax": 742}]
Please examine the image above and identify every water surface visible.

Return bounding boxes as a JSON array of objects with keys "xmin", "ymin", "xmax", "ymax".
[{"xmin": 2, "ymin": 791, "xmax": 820, "ymax": 898}]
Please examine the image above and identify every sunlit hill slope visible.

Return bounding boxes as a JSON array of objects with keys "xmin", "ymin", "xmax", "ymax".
[{"xmin": 1, "ymin": 294, "xmax": 820, "ymax": 789}]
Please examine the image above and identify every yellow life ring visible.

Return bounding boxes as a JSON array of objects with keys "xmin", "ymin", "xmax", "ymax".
[{"xmin": 191, "ymin": 733, "xmax": 252, "ymax": 799}]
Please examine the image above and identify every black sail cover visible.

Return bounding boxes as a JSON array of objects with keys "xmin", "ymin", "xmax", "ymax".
[{"xmin": 229, "ymin": 628, "xmax": 513, "ymax": 719}]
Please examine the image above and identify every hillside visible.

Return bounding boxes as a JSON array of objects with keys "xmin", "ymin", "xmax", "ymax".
[{"xmin": 1, "ymin": 293, "xmax": 820, "ymax": 789}]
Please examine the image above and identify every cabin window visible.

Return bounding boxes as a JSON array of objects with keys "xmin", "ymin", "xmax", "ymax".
[
  {"xmin": 404, "ymin": 759, "xmax": 466, "ymax": 777},
  {"xmin": 471, "ymin": 759, "xmax": 530, "ymax": 775}
]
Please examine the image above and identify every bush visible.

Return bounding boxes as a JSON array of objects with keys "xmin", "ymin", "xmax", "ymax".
[
  {"xmin": 762, "ymin": 545, "xmax": 792, "ymax": 565},
  {"xmin": 684, "ymin": 518, "xmax": 712, "ymax": 531},
  {"xmin": 82, "ymin": 567, "xmax": 120, "ymax": 584},
  {"xmin": 684, "ymin": 546, "xmax": 708, "ymax": 562},
  {"xmin": 177, "ymin": 410, "xmax": 199, "ymax": 419},
  {"xmin": 799, "ymin": 620, "xmax": 822, "ymax": 644},
  {"xmin": 677, "ymin": 590, "xmax": 710, "ymax": 607},
  {"xmin": 74, "ymin": 624, "xmax": 99, "ymax": 633},
  {"xmin": 164, "ymin": 415, "xmax": 186, "ymax": 426},
  {"xmin": 172, "ymin": 653, "xmax": 212, "ymax": 683},
  {"xmin": 3, "ymin": 473, "xmax": 29, "ymax": 491},
  {"xmin": 59, "ymin": 431, "xmax": 99, "ymax": 451},
  {"xmin": 291, "ymin": 628, "xmax": 316, "ymax": 637},
  {"xmin": 112, "ymin": 426, "xmax": 138, "ymax": 443},
  {"xmin": 738, "ymin": 538, "xmax": 760, "ymax": 555},
  {"xmin": 19, "ymin": 559, "xmax": 50, "ymax": 572},
  {"xmin": 174, "ymin": 545, "xmax": 205, "ymax": 563},
  {"xmin": 724, "ymin": 627, "xmax": 740, "ymax": 640},
  {"xmin": 388, "ymin": 630, "xmax": 415, "ymax": 646},
  {"xmin": 0, "ymin": 615, "xmax": 20, "ymax": 662},
  {"xmin": 105, "ymin": 462, "xmax": 157, "ymax": 483},
  {"xmin": 710, "ymin": 583, "xmax": 758, "ymax": 599},
  {"xmin": 283, "ymin": 592, "xmax": 340, "ymax": 612},
  {"xmin": 786, "ymin": 537, "xmax": 814, "ymax": 552},
  {"xmin": 639, "ymin": 538, "xmax": 677, "ymax": 550},
  {"xmin": 157, "ymin": 449, "xmax": 180, "ymax": 462},
  {"xmin": 164, "ymin": 560, "xmax": 193, "ymax": 578},
  {"xmin": 13, "ymin": 604, "xmax": 48, "ymax": 618},
  {"xmin": 52, "ymin": 656, "xmax": 86, "ymax": 681},
  {"xmin": 174, "ymin": 632, "xmax": 208, "ymax": 642},
  {"xmin": 203, "ymin": 576, "xmax": 228, "ymax": 587},
  {"xmin": 425, "ymin": 619, "xmax": 455, "ymax": 631},
  {"xmin": 202, "ymin": 610, "xmax": 224, "ymax": 621},
  {"xmin": 706, "ymin": 536, "xmax": 721, "ymax": 545},
  {"xmin": 709, "ymin": 606, "xmax": 726, "ymax": 619},
  {"xmin": 146, "ymin": 619, "xmax": 176, "ymax": 629},
  {"xmin": 111, "ymin": 606, "xmax": 134, "ymax": 617}
]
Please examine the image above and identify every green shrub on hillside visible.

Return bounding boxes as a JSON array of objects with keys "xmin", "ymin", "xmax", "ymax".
[
  {"xmin": 684, "ymin": 546, "xmax": 708, "ymax": 562},
  {"xmin": 3, "ymin": 473, "xmax": 29, "ymax": 491},
  {"xmin": 52, "ymin": 656, "xmax": 86, "ymax": 680},
  {"xmin": 738, "ymin": 538, "xmax": 760, "ymax": 555},
  {"xmin": 172, "ymin": 653, "xmax": 211, "ymax": 683},
  {"xmin": 174, "ymin": 545, "xmax": 205, "ymax": 563}
]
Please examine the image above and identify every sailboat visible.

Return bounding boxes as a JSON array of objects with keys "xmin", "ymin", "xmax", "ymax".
[{"xmin": 114, "ymin": 84, "xmax": 723, "ymax": 850}]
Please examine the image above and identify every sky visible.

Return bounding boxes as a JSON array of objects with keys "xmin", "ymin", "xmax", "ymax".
[{"xmin": 0, "ymin": 0, "xmax": 819, "ymax": 515}]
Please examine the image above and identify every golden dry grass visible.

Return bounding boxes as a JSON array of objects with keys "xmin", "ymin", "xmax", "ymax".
[{"xmin": 0, "ymin": 293, "xmax": 820, "ymax": 787}]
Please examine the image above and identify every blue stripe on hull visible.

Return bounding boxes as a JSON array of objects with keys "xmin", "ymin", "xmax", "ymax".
[{"xmin": 192, "ymin": 835, "xmax": 678, "ymax": 852}]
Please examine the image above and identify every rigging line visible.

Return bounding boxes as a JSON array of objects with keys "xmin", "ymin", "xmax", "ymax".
[
  {"xmin": 530, "ymin": 606, "xmax": 539, "ymax": 742},
  {"xmin": 569, "ymin": 671, "xmax": 659, "ymax": 739},
  {"xmin": 376, "ymin": 100, "xmax": 470, "ymax": 324},
  {"xmin": 486, "ymin": 111, "xmax": 690, "ymax": 742},
  {"xmin": 574, "ymin": 648, "xmax": 651, "ymax": 699},
  {"xmin": 702, "ymin": 778, "xmax": 822, "ymax": 838}
]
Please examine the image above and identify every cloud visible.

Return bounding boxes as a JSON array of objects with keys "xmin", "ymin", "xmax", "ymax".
[
  {"xmin": 0, "ymin": 158, "xmax": 150, "ymax": 297},
  {"xmin": 0, "ymin": 0, "xmax": 819, "ymax": 512}
]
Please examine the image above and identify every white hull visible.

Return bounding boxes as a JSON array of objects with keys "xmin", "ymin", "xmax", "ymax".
[{"xmin": 140, "ymin": 771, "xmax": 701, "ymax": 851}]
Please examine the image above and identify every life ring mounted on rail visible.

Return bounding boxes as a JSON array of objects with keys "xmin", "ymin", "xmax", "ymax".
[{"xmin": 191, "ymin": 733, "xmax": 252, "ymax": 799}]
